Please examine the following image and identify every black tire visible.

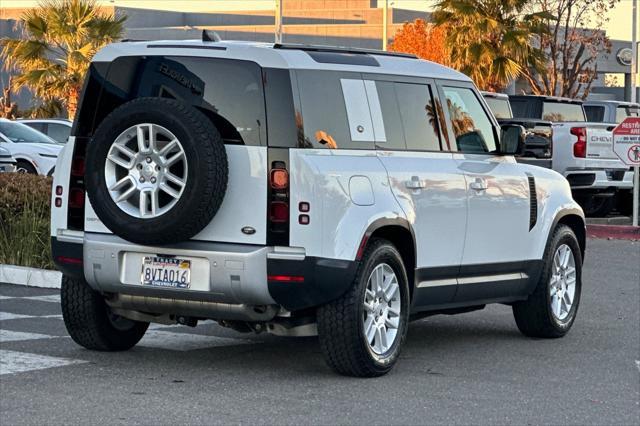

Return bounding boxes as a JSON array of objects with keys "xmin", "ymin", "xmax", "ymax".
[
  {"xmin": 512, "ymin": 225, "xmax": 582, "ymax": 338},
  {"xmin": 577, "ymin": 195, "xmax": 614, "ymax": 217},
  {"xmin": 61, "ymin": 275, "xmax": 148, "ymax": 351},
  {"xmin": 16, "ymin": 160, "xmax": 37, "ymax": 174},
  {"xmin": 317, "ymin": 239, "xmax": 410, "ymax": 377},
  {"xmin": 85, "ymin": 97, "xmax": 228, "ymax": 245}
]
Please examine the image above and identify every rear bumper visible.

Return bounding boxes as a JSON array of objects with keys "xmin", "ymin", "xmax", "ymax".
[
  {"xmin": 564, "ymin": 169, "xmax": 633, "ymax": 190},
  {"xmin": 52, "ymin": 233, "xmax": 357, "ymax": 314}
]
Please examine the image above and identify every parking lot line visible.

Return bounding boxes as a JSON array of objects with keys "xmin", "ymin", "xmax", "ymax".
[{"xmin": 0, "ymin": 349, "xmax": 86, "ymax": 376}]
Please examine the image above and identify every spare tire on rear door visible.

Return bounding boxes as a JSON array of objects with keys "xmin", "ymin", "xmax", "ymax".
[{"xmin": 85, "ymin": 98, "xmax": 228, "ymax": 245}]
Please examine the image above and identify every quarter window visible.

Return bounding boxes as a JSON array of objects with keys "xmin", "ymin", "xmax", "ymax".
[
  {"xmin": 296, "ymin": 70, "xmax": 373, "ymax": 150},
  {"xmin": 442, "ymin": 86, "xmax": 497, "ymax": 153}
]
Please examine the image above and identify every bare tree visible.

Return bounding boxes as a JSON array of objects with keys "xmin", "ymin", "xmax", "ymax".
[{"xmin": 522, "ymin": 0, "xmax": 618, "ymax": 99}]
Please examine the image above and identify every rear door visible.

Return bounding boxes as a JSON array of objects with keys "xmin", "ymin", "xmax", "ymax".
[
  {"xmin": 370, "ymin": 76, "xmax": 468, "ymax": 307},
  {"xmin": 83, "ymin": 56, "xmax": 269, "ymax": 245},
  {"xmin": 438, "ymin": 84, "xmax": 533, "ymax": 301}
]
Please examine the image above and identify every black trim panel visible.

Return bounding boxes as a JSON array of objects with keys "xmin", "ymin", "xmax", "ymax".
[
  {"xmin": 267, "ymin": 256, "xmax": 358, "ymax": 311},
  {"xmin": 51, "ymin": 237, "xmax": 84, "ymax": 279},
  {"xmin": 412, "ymin": 260, "xmax": 543, "ymax": 313}
]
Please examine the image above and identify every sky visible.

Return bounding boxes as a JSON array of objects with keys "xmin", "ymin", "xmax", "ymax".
[{"xmin": 0, "ymin": 0, "xmax": 637, "ymax": 42}]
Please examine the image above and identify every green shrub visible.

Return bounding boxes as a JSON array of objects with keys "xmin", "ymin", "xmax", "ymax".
[{"xmin": 0, "ymin": 173, "xmax": 54, "ymax": 269}]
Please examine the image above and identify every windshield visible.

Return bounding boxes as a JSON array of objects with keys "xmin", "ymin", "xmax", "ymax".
[
  {"xmin": 616, "ymin": 106, "xmax": 640, "ymax": 123},
  {"xmin": 0, "ymin": 121, "xmax": 57, "ymax": 144},
  {"xmin": 542, "ymin": 102, "xmax": 586, "ymax": 122},
  {"xmin": 484, "ymin": 97, "xmax": 512, "ymax": 119}
]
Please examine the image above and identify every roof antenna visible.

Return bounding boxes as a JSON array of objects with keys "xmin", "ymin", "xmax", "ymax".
[{"xmin": 202, "ymin": 30, "xmax": 221, "ymax": 42}]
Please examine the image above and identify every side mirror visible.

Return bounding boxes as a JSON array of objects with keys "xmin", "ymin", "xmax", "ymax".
[{"xmin": 499, "ymin": 124, "xmax": 526, "ymax": 156}]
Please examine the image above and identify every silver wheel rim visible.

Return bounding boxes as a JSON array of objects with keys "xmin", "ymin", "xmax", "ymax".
[
  {"xmin": 549, "ymin": 244, "xmax": 577, "ymax": 321},
  {"xmin": 363, "ymin": 263, "xmax": 401, "ymax": 355},
  {"xmin": 105, "ymin": 123, "xmax": 188, "ymax": 219}
]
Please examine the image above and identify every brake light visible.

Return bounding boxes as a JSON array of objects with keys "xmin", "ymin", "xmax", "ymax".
[
  {"xmin": 71, "ymin": 157, "xmax": 85, "ymax": 176},
  {"xmin": 68, "ymin": 188, "xmax": 85, "ymax": 209},
  {"xmin": 571, "ymin": 127, "xmax": 586, "ymax": 158},
  {"xmin": 269, "ymin": 201, "xmax": 289, "ymax": 223}
]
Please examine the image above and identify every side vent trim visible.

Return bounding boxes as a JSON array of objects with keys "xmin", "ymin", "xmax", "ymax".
[{"xmin": 527, "ymin": 174, "xmax": 538, "ymax": 231}]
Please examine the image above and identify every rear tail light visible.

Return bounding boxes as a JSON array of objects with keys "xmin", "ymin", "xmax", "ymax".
[
  {"xmin": 67, "ymin": 139, "xmax": 87, "ymax": 230},
  {"xmin": 268, "ymin": 160, "xmax": 290, "ymax": 242},
  {"xmin": 571, "ymin": 127, "xmax": 586, "ymax": 158},
  {"xmin": 71, "ymin": 156, "xmax": 85, "ymax": 177},
  {"xmin": 68, "ymin": 188, "xmax": 85, "ymax": 209},
  {"xmin": 270, "ymin": 169, "xmax": 289, "ymax": 189},
  {"xmin": 269, "ymin": 201, "xmax": 289, "ymax": 223}
]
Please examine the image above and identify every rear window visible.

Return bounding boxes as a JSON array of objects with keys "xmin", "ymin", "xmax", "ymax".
[
  {"xmin": 484, "ymin": 97, "xmax": 512, "ymax": 119},
  {"xmin": 90, "ymin": 56, "xmax": 266, "ymax": 146},
  {"xmin": 616, "ymin": 106, "xmax": 640, "ymax": 123},
  {"xmin": 584, "ymin": 105, "xmax": 605, "ymax": 122},
  {"xmin": 542, "ymin": 101, "xmax": 585, "ymax": 122}
]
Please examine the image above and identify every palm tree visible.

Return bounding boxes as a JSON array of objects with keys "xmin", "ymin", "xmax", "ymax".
[
  {"xmin": 433, "ymin": 0, "xmax": 551, "ymax": 92},
  {"xmin": 0, "ymin": 0, "xmax": 125, "ymax": 119}
]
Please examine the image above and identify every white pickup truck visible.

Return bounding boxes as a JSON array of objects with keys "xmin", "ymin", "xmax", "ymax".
[
  {"xmin": 584, "ymin": 100, "xmax": 639, "ymax": 124},
  {"xmin": 510, "ymin": 95, "xmax": 634, "ymax": 216}
]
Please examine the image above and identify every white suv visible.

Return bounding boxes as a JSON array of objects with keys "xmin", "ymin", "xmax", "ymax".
[{"xmin": 51, "ymin": 40, "xmax": 586, "ymax": 377}]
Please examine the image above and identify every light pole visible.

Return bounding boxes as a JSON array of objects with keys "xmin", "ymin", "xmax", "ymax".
[
  {"xmin": 632, "ymin": 0, "xmax": 639, "ymax": 226},
  {"xmin": 275, "ymin": 0, "xmax": 283, "ymax": 44},
  {"xmin": 383, "ymin": 0, "xmax": 388, "ymax": 51}
]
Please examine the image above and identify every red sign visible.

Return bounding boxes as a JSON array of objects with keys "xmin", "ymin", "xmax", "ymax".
[{"xmin": 612, "ymin": 117, "xmax": 640, "ymax": 166}]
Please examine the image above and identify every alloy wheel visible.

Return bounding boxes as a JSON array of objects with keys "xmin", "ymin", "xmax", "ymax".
[
  {"xmin": 104, "ymin": 123, "xmax": 188, "ymax": 218},
  {"xmin": 363, "ymin": 263, "xmax": 402, "ymax": 355}
]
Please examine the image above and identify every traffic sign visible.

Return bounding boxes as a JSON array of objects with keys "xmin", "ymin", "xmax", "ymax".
[
  {"xmin": 612, "ymin": 116, "xmax": 640, "ymax": 227},
  {"xmin": 612, "ymin": 117, "xmax": 640, "ymax": 166}
]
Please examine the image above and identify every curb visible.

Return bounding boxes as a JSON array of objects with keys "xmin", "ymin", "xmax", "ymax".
[
  {"xmin": 586, "ymin": 225, "xmax": 640, "ymax": 241},
  {"xmin": 0, "ymin": 265, "xmax": 61, "ymax": 289}
]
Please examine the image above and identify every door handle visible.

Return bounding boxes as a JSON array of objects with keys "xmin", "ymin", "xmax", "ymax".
[
  {"xmin": 469, "ymin": 177, "xmax": 488, "ymax": 191},
  {"xmin": 405, "ymin": 176, "xmax": 425, "ymax": 190}
]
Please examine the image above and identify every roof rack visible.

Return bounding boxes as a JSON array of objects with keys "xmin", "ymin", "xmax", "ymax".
[{"xmin": 273, "ymin": 43, "xmax": 417, "ymax": 59}]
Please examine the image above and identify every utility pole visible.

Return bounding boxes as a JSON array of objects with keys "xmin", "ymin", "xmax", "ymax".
[
  {"xmin": 632, "ymin": 0, "xmax": 639, "ymax": 226},
  {"xmin": 275, "ymin": 0, "xmax": 283, "ymax": 44},
  {"xmin": 382, "ymin": 0, "xmax": 388, "ymax": 51}
]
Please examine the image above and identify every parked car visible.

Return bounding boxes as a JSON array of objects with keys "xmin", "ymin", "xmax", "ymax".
[
  {"xmin": 584, "ymin": 100, "xmax": 639, "ymax": 124},
  {"xmin": 482, "ymin": 91, "xmax": 553, "ymax": 168},
  {"xmin": 19, "ymin": 118, "xmax": 72, "ymax": 144},
  {"xmin": 0, "ymin": 146, "xmax": 17, "ymax": 173},
  {"xmin": 509, "ymin": 95, "xmax": 633, "ymax": 216},
  {"xmin": 0, "ymin": 118, "xmax": 62, "ymax": 175},
  {"xmin": 52, "ymin": 40, "xmax": 586, "ymax": 377}
]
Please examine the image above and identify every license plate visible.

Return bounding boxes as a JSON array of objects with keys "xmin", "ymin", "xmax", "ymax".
[{"xmin": 141, "ymin": 256, "xmax": 191, "ymax": 289}]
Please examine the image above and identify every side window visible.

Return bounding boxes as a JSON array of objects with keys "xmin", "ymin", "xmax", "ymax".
[
  {"xmin": 374, "ymin": 81, "xmax": 406, "ymax": 150},
  {"xmin": 27, "ymin": 123, "xmax": 46, "ymax": 133},
  {"xmin": 48, "ymin": 124, "xmax": 71, "ymax": 142},
  {"xmin": 585, "ymin": 105, "xmax": 605, "ymax": 122},
  {"xmin": 395, "ymin": 83, "xmax": 441, "ymax": 151},
  {"xmin": 295, "ymin": 70, "xmax": 373, "ymax": 149},
  {"xmin": 442, "ymin": 86, "xmax": 498, "ymax": 153}
]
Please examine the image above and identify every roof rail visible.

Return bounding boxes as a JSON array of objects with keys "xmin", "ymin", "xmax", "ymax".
[{"xmin": 273, "ymin": 43, "xmax": 417, "ymax": 59}]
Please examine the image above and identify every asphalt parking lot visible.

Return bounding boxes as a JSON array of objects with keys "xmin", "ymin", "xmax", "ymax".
[{"xmin": 1, "ymin": 237, "xmax": 638, "ymax": 425}]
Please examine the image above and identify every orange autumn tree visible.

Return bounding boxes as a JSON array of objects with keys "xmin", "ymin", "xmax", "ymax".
[{"xmin": 389, "ymin": 19, "xmax": 451, "ymax": 66}]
